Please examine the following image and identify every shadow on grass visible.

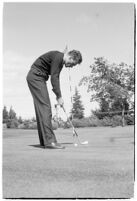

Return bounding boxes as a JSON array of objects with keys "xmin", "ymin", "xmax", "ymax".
[
  {"xmin": 29, "ymin": 142, "xmax": 74, "ymax": 149},
  {"xmin": 29, "ymin": 144, "xmax": 45, "ymax": 149}
]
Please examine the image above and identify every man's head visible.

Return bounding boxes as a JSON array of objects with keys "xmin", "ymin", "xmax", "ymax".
[{"xmin": 63, "ymin": 50, "xmax": 82, "ymax": 68}]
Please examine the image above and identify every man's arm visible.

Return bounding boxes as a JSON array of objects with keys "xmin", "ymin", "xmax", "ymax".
[{"xmin": 50, "ymin": 54, "xmax": 63, "ymax": 99}]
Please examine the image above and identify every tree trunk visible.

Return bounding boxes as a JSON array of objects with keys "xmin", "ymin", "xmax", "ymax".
[{"xmin": 122, "ymin": 103, "xmax": 125, "ymax": 127}]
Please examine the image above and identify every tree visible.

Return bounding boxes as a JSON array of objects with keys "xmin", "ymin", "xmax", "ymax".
[
  {"xmin": 9, "ymin": 106, "xmax": 17, "ymax": 120},
  {"xmin": 18, "ymin": 116, "xmax": 23, "ymax": 124},
  {"xmin": 92, "ymin": 98, "xmax": 110, "ymax": 119},
  {"xmin": 3, "ymin": 106, "xmax": 9, "ymax": 123},
  {"xmin": 79, "ymin": 57, "xmax": 134, "ymax": 113},
  {"xmin": 111, "ymin": 98, "xmax": 129, "ymax": 113},
  {"xmin": 71, "ymin": 87, "xmax": 85, "ymax": 119}
]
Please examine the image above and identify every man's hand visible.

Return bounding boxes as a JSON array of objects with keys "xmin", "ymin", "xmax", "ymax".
[{"xmin": 57, "ymin": 97, "xmax": 64, "ymax": 107}]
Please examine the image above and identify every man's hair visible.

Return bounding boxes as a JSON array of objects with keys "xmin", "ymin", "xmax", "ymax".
[{"xmin": 68, "ymin": 50, "xmax": 82, "ymax": 64}]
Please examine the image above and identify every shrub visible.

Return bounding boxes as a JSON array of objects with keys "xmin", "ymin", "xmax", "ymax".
[
  {"xmin": 28, "ymin": 122, "xmax": 37, "ymax": 129},
  {"xmin": 101, "ymin": 116, "xmax": 113, "ymax": 127},
  {"xmin": 7, "ymin": 119, "xmax": 19, "ymax": 128},
  {"xmin": 62, "ymin": 114, "xmax": 133, "ymax": 129},
  {"xmin": 18, "ymin": 123, "xmax": 26, "ymax": 129},
  {"xmin": 19, "ymin": 121, "xmax": 37, "ymax": 129},
  {"xmin": 125, "ymin": 114, "xmax": 134, "ymax": 125},
  {"xmin": 63, "ymin": 117, "xmax": 101, "ymax": 128},
  {"xmin": 22, "ymin": 121, "xmax": 31, "ymax": 129},
  {"xmin": 100, "ymin": 115, "xmax": 123, "ymax": 127},
  {"xmin": 18, "ymin": 121, "xmax": 58, "ymax": 130},
  {"xmin": 111, "ymin": 115, "xmax": 122, "ymax": 127},
  {"xmin": 72, "ymin": 118, "xmax": 90, "ymax": 128},
  {"xmin": 89, "ymin": 116, "xmax": 102, "ymax": 127}
]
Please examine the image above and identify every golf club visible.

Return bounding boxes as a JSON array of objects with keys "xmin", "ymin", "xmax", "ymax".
[{"xmin": 61, "ymin": 105, "xmax": 88, "ymax": 146}]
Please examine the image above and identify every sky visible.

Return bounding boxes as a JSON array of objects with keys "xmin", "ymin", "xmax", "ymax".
[{"xmin": 3, "ymin": 2, "xmax": 135, "ymax": 120}]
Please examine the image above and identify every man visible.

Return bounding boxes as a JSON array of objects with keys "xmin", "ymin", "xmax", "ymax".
[{"xmin": 26, "ymin": 49, "xmax": 82, "ymax": 149}]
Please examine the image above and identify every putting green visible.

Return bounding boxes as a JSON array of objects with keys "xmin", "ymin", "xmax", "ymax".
[{"xmin": 3, "ymin": 126, "xmax": 134, "ymax": 198}]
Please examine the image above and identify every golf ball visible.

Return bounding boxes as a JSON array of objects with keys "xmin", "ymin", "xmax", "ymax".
[{"xmin": 74, "ymin": 143, "xmax": 78, "ymax": 147}]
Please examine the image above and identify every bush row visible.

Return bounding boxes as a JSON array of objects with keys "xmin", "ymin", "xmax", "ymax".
[
  {"xmin": 63, "ymin": 114, "xmax": 134, "ymax": 128},
  {"xmin": 3, "ymin": 114, "xmax": 134, "ymax": 129},
  {"xmin": 3, "ymin": 120, "xmax": 59, "ymax": 130}
]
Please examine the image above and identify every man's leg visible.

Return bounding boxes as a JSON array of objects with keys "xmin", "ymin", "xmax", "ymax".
[
  {"xmin": 34, "ymin": 103, "xmax": 45, "ymax": 146},
  {"xmin": 27, "ymin": 72, "xmax": 57, "ymax": 146},
  {"xmin": 34, "ymin": 94, "xmax": 57, "ymax": 145}
]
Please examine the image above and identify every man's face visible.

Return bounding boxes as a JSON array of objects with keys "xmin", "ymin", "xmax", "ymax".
[{"xmin": 64, "ymin": 56, "xmax": 77, "ymax": 68}]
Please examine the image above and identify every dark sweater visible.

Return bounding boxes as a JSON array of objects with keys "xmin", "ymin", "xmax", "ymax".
[{"xmin": 31, "ymin": 51, "xmax": 64, "ymax": 99}]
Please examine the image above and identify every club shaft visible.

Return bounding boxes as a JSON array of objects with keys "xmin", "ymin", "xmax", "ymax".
[
  {"xmin": 61, "ymin": 105, "xmax": 79, "ymax": 137},
  {"xmin": 62, "ymin": 106, "xmax": 74, "ymax": 128},
  {"xmin": 60, "ymin": 105, "xmax": 87, "ymax": 145}
]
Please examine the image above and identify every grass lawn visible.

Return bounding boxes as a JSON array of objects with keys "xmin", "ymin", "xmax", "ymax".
[{"xmin": 3, "ymin": 126, "xmax": 134, "ymax": 198}]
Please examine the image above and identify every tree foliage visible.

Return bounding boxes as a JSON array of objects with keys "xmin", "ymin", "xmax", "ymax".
[
  {"xmin": 71, "ymin": 87, "xmax": 85, "ymax": 119},
  {"xmin": 3, "ymin": 106, "xmax": 9, "ymax": 123},
  {"xmin": 9, "ymin": 106, "xmax": 17, "ymax": 120},
  {"xmin": 18, "ymin": 116, "xmax": 23, "ymax": 124},
  {"xmin": 3, "ymin": 106, "xmax": 19, "ymax": 128},
  {"xmin": 79, "ymin": 57, "xmax": 134, "ymax": 113}
]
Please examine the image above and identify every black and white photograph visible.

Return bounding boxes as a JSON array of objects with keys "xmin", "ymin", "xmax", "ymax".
[{"xmin": 2, "ymin": 1, "xmax": 135, "ymax": 199}]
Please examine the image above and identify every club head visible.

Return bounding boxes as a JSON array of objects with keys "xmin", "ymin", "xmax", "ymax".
[{"xmin": 81, "ymin": 141, "xmax": 88, "ymax": 145}]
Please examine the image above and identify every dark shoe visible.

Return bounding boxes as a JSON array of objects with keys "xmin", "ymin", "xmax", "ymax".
[{"xmin": 45, "ymin": 142, "xmax": 65, "ymax": 149}]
